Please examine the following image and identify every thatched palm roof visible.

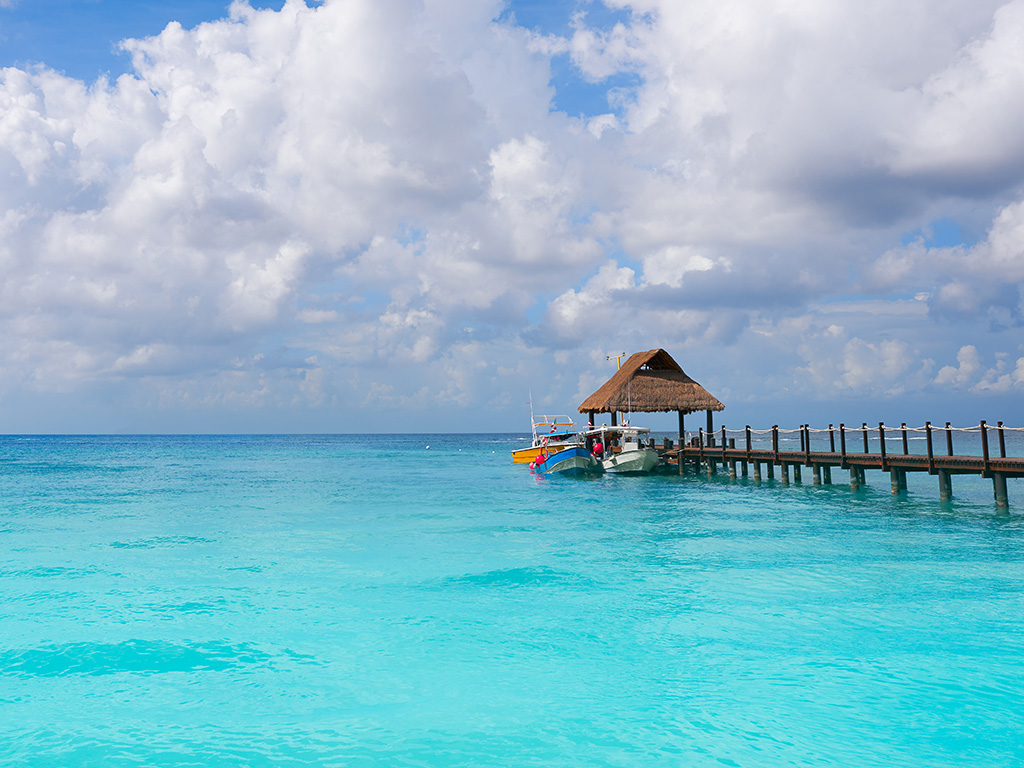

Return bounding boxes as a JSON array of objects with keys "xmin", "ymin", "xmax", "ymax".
[{"xmin": 578, "ymin": 349, "xmax": 724, "ymax": 414}]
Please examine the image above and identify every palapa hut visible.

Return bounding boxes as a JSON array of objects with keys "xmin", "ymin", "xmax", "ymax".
[{"xmin": 578, "ymin": 349, "xmax": 724, "ymax": 444}]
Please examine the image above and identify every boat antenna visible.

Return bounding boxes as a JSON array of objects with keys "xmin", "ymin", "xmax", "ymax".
[
  {"xmin": 606, "ymin": 352, "xmax": 626, "ymax": 426},
  {"xmin": 529, "ymin": 390, "xmax": 536, "ymax": 443}
]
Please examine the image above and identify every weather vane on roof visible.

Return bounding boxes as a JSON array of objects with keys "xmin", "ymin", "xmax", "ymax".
[{"xmin": 606, "ymin": 353, "xmax": 626, "ymax": 370}]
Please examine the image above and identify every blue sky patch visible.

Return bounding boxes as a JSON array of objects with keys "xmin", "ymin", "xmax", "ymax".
[
  {"xmin": 0, "ymin": 0, "xmax": 278, "ymax": 80},
  {"xmin": 900, "ymin": 217, "xmax": 977, "ymax": 249}
]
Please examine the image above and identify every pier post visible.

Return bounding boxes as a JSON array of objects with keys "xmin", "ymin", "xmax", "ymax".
[
  {"xmin": 813, "ymin": 465, "xmax": 821, "ymax": 485},
  {"xmin": 994, "ymin": 473, "xmax": 1009, "ymax": 507},
  {"xmin": 781, "ymin": 463, "xmax": 790, "ymax": 485},
  {"xmin": 829, "ymin": 424, "xmax": 835, "ymax": 453},
  {"xmin": 823, "ymin": 465, "xmax": 832, "ymax": 484},
  {"xmin": 862, "ymin": 423, "xmax": 869, "ymax": 454},
  {"xmin": 926, "ymin": 422, "xmax": 935, "ymax": 474},
  {"xmin": 804, "ymin": 425, "xmax": 812, "ymax": 466},
  {"xmin": 901, "ymin": 423, "xmax": 909, "ymax": 455},
  {"xmin": 857, "ymin": 467, "xmax": 866, "ymax": 485},
  {"xmin": 878, "ymin": 423, "xmax": 887, "ymax": 471},
  {"xmin": 981, "ymin": 421, "xmax": 990, "ymax": 476},
  {"xmin": 945, "ymin": 422, "xmax": 954, "ymax": 457},
  {"xmin": 938, "ymin": 470, "xmax": 952, "ymax": 500},
  {"xmin": 793, "ymin": 464, "xmax": 802, "ymax": 483},
  {"xmin": 767, "ymin": 462, "xmax": 775, "ymax": 480},
  {"xmin": 898, "ymin": 470, "xmax": 907, "ymax": 491},
  {"xmin": 850, "ymin": 467, "xmax": 860, "ymax": 490},
  {"xmin": 890, "ymin": 469, "xmax": 900, "ymax": 494},
  {"xmin": 839, "ymin": 424, "xmax": 847, "ymax": 467},
  {"xmin": 753, "ymin": 461, "xmax": 761, "ymax": 482},
  {"xmin": 741, "ymin": 460, "xmax": 748, "ymax": 477},
  {"xmin": 998, "ymin": 422, "xmax": 1007, "ymax": 458}
]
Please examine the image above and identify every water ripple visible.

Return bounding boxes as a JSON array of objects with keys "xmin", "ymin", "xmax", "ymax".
[{"xmin": 0, "ymin": 640, "xmax": 273, "ymax": 677}]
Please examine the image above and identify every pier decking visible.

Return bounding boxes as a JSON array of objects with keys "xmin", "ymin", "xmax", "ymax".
[{"xmin": 657, "ymin": 421, "xmax": 1024, "ymax": 507}]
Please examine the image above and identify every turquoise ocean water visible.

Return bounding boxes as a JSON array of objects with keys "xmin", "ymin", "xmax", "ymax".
[{"xmin": 2, "ymin": 433, "xmax": 1023, "ymax": 767}]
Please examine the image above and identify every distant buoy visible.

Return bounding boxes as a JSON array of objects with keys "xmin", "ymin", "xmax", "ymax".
[{"xmin": 426, "ymin": 445, "xmax": 430, "ymax": 449}]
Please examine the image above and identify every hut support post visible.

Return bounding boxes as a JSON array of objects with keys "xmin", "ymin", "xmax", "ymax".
[{"xmin": 678, "ymin": 411, "xmax": 685, "ymax": 476}]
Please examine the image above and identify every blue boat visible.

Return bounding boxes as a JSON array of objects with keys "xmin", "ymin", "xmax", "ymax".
[{"xmin": 531, "ymin": 445, "xmax": 601, "ymax": 476}]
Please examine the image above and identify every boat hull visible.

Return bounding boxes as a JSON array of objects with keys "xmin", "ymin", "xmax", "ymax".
[
  {"xmin": 512, "ymin": 429, "xmax": 580, "ymax": 464},
  {"xmin": 534, "ymin": 447, "xmax": 600, "ymax": 475},
  {"xmin": 602, "ymin": 448, "xmax": 659, "ymax": 474}
]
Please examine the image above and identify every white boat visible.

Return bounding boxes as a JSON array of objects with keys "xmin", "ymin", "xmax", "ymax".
[{"xmin": 583, "ymin": 425, "xmax": 660, "ymax": 474}]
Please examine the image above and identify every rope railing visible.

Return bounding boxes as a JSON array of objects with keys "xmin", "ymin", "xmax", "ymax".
[{"xmin": 704, "ymin": 423, "xmax": 1024, "ymax": 435}]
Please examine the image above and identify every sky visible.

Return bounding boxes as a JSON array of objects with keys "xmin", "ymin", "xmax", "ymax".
[{"xmin": 1, "ymin": 0, "xmax": 1024, "ymax": 434}]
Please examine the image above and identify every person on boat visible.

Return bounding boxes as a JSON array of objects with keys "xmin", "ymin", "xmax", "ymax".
[{"xmin": 592, "ymin": 440, "xmax": 604, "ymax": 458}]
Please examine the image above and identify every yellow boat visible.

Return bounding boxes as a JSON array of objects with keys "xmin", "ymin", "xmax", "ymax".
[{"xmin": 512, "ymin": 415, "xmax": 579, "ymax": 463}]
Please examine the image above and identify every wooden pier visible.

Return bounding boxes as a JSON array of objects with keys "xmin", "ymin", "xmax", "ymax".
[{"xmin": 658, "ymin": 421, "xmax": 1024, "ymax": 507}]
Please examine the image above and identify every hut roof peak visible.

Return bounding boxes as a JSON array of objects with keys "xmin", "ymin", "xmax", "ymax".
[{"xmin": 578, "ymin": 349, "xmax": 724, "ymax": 414}]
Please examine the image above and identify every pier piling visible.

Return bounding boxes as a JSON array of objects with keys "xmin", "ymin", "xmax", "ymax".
[
  {"xmin": 938, "ymin": 470, "xmax": 952, "ymax": 500},
  {"xmin": 994, "ymin": 473, "xmax": 1009, "ymax": 507}
]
